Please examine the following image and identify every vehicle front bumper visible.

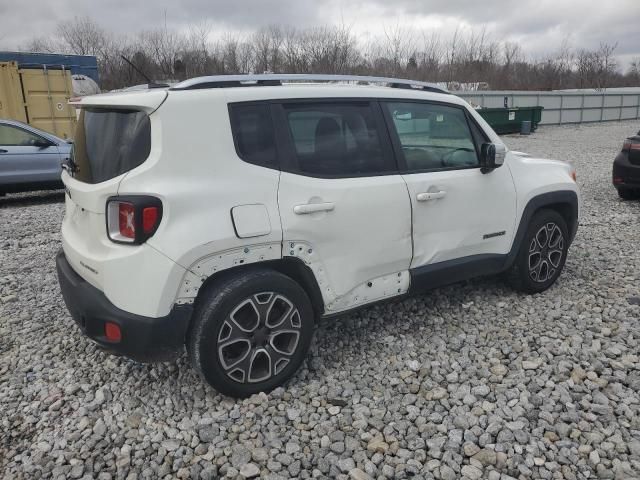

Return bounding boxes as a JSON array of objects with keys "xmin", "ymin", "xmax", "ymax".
[
  {"xmin": 56, "ymin": 249, "xmax": 193, "ymax": 362},
  {"xmin": 613, "ymin": 152, "xmax": 640, "ymax": 189}
]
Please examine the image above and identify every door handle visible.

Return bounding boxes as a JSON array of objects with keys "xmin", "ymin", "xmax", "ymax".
[
  {"xmin": 0, "ymin": 149, "xmax": 7, "ymax": 153},
  {"xmin": 293, "ymin": 202, "xmax": 335, "ymax": 215},
  {"xmin": 416, "ymin": 191, "xmax": 446, "ymax": 202}
]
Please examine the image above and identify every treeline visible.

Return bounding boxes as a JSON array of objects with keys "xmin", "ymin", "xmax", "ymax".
[{"xmin": 23, "ymin": 16, "xmax": 640, "ymax": 92}]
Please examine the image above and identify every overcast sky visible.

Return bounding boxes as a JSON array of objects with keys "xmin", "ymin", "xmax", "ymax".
[{"xmin": 1, "ymin": 0, "xmax": 639, "ymax": 69}]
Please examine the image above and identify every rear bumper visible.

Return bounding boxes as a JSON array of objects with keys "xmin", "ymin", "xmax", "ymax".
[
  {"xmin": 613, "ymin": 153, "xmax": 640, "ymax": 188},
  {"xmin": 56, "ymin": 249, "xmax": 192, "ymax": 362}
]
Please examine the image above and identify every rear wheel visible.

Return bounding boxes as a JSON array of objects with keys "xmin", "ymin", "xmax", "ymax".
[
  {"xmin": 617, "ymin": 188, "xmax": 638, "ymax": 200},
  {"xmin": 508, "ymin": 209, "xmax": 569, "ymax": 294},
  {"xmin": 188, "ymin": 268, "xmax": 314, "ymax": 397}
]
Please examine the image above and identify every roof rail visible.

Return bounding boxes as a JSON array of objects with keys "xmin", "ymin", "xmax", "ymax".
[{"xmin": 169, "ymin": 74, "xmax": 449, "ymax": 94}]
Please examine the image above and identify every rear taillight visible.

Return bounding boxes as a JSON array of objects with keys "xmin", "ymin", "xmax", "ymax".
[
  {"xmin": 623, "ymin": 140, "xmax": 640, "ymax": 152},
  {"xmin": 142, "ymin": 207, "xmax": 160, "ymax": 234},
  {"xmin": 118, "ymin": 202, "xmax": 136, "ymax": 240},
  {"xmin": 106, "ymin": 196, "xmax": 162, "ymax": 244}
]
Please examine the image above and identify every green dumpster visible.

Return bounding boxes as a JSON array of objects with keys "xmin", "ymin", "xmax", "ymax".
[{"xmin": 477, "ymin": 106, "xmax": 543, "ymax": 134}]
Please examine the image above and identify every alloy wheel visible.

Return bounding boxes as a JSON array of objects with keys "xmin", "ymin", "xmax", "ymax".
[
  {"xmin": 217, "ymin": 292, "xmax": 302, "ymax": 383},
  {"xmin": 528, "ymin": 222, "xmax": 564, "ymax": 283}
]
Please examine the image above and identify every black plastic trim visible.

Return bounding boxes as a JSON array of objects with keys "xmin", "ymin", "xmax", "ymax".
[
  {"xmin": 409, "ymin": 254, "xmax": 506, "ymax": 294},
  {"xmin": 505, "ymin": 190, "xmax": 579, "ymax": 267},
  {"xmin": 56, "ymin": 249, "xmax": 192, "ymax": 362}
]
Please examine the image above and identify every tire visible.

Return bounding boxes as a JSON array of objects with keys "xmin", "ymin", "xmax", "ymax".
[
  {"xmin": 617, "ymin": 188, "xmax": 638, "ymax": 200},
  {"xmin": 188, "ymin": 268, "xmax": 314, "ymax": 397},
  {"xmin": 507, "ymin": 209, "xmax": 569, "ymax": 294}
]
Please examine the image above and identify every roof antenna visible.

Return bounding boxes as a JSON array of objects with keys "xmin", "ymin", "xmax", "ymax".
[{"xmin": 120, "ymin": 55, "xmax": 168, "ymax": 89}]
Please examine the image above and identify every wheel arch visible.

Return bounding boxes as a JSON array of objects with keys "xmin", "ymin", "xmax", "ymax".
[
  {"xmin": 506, "ymin": 190, "xmax": 579, "ymax": 269},
  {"xmin": 191, "ymin": 257, "xmax": 325, "ymax": 322}
]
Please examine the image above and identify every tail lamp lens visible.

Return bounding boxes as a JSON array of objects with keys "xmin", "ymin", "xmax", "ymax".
[
  {"xmin": 623, "ymin": 140, "xmax": 640, "ymax": 152},
  {"xmin": 118, "ymin": 202, "xmax": 136, "ymax": 239},
  {"xmin": 107, "ymin": 196, "xmax": 162, "ymax": 244},
  {"xmin": 142, "ymin": 207, "xmax": 160, "ymax": 234}
]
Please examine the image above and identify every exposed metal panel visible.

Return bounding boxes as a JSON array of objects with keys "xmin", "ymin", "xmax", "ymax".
[
  {"xmin": 19, "ymin": 66, "xmax": 76, "ymax": 139},
  {"xmin": 512, "ymin": 96, "xmax": 538, "ymax": 107},
  {"xmin": 0, "ymin": 62, "xmax": 27, "ymax": 123},
  {"xmin": 584, "ymin": 96, "xmax": 602, "ymax": 108},
  {"xmin": 604, "ymin": 95, "xmax": 622, "ymax": 107}
]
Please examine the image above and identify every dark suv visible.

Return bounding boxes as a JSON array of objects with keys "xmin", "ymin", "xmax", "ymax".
[{"xmin": 613, "ymin": 130, "xmax": 640, "ymax": 199}]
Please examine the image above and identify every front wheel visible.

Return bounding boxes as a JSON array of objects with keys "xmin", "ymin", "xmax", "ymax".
[
  {"xmin": 507, "ymin": 209, "xmax": 569, "ymax": 294},
  {"xmin": 188, "ymin": 268, "xmax": 314, "ymax": 397}
]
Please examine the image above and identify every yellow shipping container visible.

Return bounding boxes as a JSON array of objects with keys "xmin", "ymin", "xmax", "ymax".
[{"xmin": 0, "ymin": 61, "xmax": 76, "ymax": 139}]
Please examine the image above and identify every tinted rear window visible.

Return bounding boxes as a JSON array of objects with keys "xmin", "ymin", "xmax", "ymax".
[
  {"xmin": 229, "ymin": 104, "xmax": 277, "ymax": 168},
  {"xmin": 72, "ymin": 109, "xmax": 151, "ymax": 184},
  {"xmin": 283, "ymin": 102, "xmax": 389, "ymax": 176}
]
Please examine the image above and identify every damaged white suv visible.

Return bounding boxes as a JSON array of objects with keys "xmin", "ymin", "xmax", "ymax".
[{"xmin": 57, "ymin": 74, "xmax": 579, "ymax": 397}]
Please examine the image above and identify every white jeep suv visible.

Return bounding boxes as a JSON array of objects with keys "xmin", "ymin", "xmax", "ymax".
[{"xmin": 56, "ymin": 74, "xmax": 579, "ymax": 397}]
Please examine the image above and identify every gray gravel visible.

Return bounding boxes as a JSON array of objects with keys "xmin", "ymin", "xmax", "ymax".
[{"xmin": 2, "ymin": 120, "xmax": 640, "ymax": 480}]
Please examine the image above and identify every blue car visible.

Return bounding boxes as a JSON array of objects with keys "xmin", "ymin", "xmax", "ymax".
[{"xmin": 0, "ymin": 119, "xmax": 71, "ymax": 195}]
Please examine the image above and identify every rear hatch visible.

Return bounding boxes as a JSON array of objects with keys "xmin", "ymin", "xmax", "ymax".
[{"xmin": 61, "ymin": 89, "xmax": 166, "ymax": 289}]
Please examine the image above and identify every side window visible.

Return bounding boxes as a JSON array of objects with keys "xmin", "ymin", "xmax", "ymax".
[
  {"xmin": 467, "ymin": 114, "xmax": 489, "ymax": 151},
  {"xmin": 384, "ymin": 102, "xmax": 480, "ymax": 171},
  {"xmin": 0, "ymin": 124, "xmax": 42, "ymax": 146},
  {"xmin": 283, "ymin": 102, "xmax": 391, "ymax": 176},
  {"xmin": 229, "ymin": 104, "xmax": 277, "ymax": 168}
]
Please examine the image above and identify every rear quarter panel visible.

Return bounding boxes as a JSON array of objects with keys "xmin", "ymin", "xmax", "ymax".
[{"xmin": 118, "ymin": 90, "xmax": 283, "ymax": 275}]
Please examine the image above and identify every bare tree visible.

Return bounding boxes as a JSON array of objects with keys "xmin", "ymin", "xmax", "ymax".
[
  {"xmin": 57, "ymin": 16, "xmax": 109, "ymax": 57},
  {"xmin": 17, "ymin": 16, "xmax": 640, "ymax": 91},
  {"xmin": 595, "ymin": 42, "xmax": 618, "ymax": 90}
]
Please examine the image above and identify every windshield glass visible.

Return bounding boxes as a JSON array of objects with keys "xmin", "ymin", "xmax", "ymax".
[{"xmin": 72, "ymin": 108, "xmax": 151, "ymax": 184}]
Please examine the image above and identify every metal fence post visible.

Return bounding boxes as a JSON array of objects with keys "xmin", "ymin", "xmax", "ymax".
[
  {"xmin": 619, "ymin": 95, "xmax": 623, "ymax": 120},
  {"xmin": 579, "ymin": 94, "xmax": 584, "ymax": 123}
]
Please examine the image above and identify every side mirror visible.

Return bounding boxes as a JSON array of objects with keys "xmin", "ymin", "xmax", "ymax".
[{"xmin": 480, "ymin": 143, "xmax": 506, "ymax": 173}]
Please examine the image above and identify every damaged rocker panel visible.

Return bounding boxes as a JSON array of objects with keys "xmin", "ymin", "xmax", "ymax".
[{"xmin": 283, "ymin": 241, "xmax": 410, "ymax": 313}]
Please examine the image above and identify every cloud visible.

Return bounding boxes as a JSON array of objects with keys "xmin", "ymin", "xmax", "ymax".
[{"xmin": 2, "ymin": 0, "xmax": 638, "ymax": 67}]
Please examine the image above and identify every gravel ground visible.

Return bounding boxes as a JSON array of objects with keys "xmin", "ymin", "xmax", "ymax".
[{"xmin": 2, "ymin": 120, "xmax": 640, "ymax": 480}]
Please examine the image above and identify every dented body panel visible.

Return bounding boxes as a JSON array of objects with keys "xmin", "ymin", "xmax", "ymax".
[{"xmin": 61, "ymin": 80, "xmax": 579, "ymax": 324}]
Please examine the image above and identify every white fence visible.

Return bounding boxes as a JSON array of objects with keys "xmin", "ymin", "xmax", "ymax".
[{"xmin": 458, "ymin": 90, "xmax": 640, "ymax": 126}]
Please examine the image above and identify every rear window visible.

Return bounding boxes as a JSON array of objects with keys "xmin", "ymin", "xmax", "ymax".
[
  {"xmin": 72, "ymin": 108, "xmax": 151, "ymax": 184},
  {"xmin": 283, "ymin": 102, "xmax": 390, "ymax": 176},
  {"xmin": 229, "ymin": 104, "xmax": 277, "ymax": 168}
]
